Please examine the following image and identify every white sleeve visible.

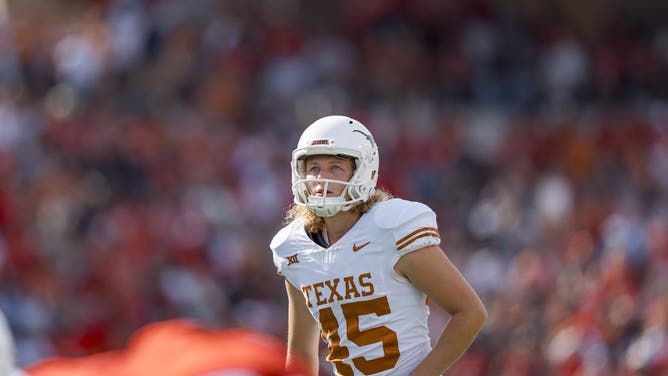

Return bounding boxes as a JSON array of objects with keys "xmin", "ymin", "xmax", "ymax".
[
  {"xmin": 269, "ymin": 225, "xmax": 292, "ymax": 281},
  {"xmin": 374, "ymin": 199, "xmax": 442, "ymax": 257},
  {"xmin": 271, "ymin": 249, "xmax": 300, "ymax": 287},
  {"xmin": 392, "ymin": 210, "xmax": 441, "ymax": 257},
  {"xmin": 272, "ymin": 252, "xmax": 284, "ymax": 276}
]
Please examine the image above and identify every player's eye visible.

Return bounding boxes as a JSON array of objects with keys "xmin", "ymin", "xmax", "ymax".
[
  {"xmin": 306, "ymin": 166, "xmax": 320, "ymax": 174},
  {"xmin": 332, "ymin": 162, "xmax": 349, "ymax": 174}
]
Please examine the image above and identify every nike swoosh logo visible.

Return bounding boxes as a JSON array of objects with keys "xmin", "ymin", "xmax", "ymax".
[{"xmin": 352, "ymin": 241, "xmax": 371, "ymax": 252}]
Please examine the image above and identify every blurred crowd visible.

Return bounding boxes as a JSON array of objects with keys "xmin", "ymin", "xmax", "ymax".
[{"xmin": 0, "ymin": 0, "xmax": 667, "ymax": 375}]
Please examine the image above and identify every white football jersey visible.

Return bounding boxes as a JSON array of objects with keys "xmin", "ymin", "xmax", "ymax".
[{"xmin": 271, "ymin": 198, "xmax": 442, "ymax": 376}]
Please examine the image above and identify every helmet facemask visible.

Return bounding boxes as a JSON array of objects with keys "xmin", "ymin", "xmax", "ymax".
[
  {"xmin": 291, "ymin": 116, "xmax": 379, "ymax": 217},
  {"xmin": 292, "ymin": 153, "xmax": 375, "ymax": 217}
]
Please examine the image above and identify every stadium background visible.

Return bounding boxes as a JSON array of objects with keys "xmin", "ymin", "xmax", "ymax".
[{"xmin": 0, "ymin": 0, "xmax": 667, "ymax": 374}]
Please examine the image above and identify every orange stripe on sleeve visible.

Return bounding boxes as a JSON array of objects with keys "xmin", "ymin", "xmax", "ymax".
[
  {"xmin": 396, "ymin": 231, "xmax": 440, "ymax": 251},
  {"xmin": 395, "ymin": 227, "xmax": 438, "ymax": 245}
]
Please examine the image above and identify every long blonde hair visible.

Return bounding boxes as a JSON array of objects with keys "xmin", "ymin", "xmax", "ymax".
[{"xmin": 285, "ymin": 188, "xmax": 393, "ymax": 233}]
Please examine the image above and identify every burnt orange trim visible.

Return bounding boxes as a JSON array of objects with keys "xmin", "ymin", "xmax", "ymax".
[
  {"xmin": 396, "ymin": 227, "xmax": 438, "ymax": 245},
  {"xmin": 396, "ymin": 232, "xmax": 440, "ymax": 251}
]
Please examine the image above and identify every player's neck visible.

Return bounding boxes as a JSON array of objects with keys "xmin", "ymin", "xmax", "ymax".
[{"xmin": 323, "ymin": 210, "xmax": 361, "ymax": 245}]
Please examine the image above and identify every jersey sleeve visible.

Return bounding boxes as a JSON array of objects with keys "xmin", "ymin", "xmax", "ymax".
[
  {"xmin": 271, "ymin": 247, "xmax": 299, "ymax": 287},
  {"xmin": 392, "ymin": 210, "xmax": 441, "ymax": 257},
  {"xmin": 374, "ymin": 199, "xmax": 441, "ymax": 257},
  {"xmin": 272, "ymin": 252, "xmax": 284, "ymax": 276},
  {"xmin": 269, "ymin": 222, "xmax": 299, "ymax": 287},
  {"xmin": 270, "ymin": 225, "xmax": 290, "ymax": 277}
]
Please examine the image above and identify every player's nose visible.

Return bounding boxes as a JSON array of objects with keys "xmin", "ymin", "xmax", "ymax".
[{"xmin": 315, "ymin": 170, "xmax": 332, "ymax": 180}]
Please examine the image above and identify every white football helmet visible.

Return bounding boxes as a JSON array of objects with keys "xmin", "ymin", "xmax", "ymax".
[{"xmin": 292, "ymin": 115, "xmax": 379, "ymax": 217}]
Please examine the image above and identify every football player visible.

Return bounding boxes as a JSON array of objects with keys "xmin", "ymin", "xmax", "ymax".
[{"xmin": 271, "ymin": 115, "xmax": 487, "ymax": 375}]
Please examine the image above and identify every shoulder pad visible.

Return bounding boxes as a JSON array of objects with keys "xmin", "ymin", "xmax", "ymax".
[{"xmin": 373, "ymin": 198, "xmax": 434, "ymax": 229}]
